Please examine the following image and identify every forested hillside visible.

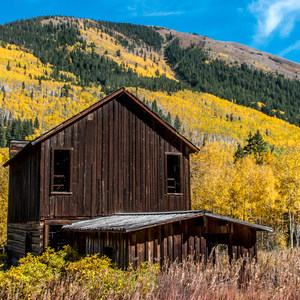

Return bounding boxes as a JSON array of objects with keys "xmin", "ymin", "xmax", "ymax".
[
  {"xmin": 165, "ymin": 39, "xmax": 300, "ymax": 126},
  {"xmin": 0, "ymin": 16, "xmax": 300, "ymax": 248},
  {"xmin": 0, "ymin": 17, "xmax": 181, "ymax": 93},
  {"xmin": 1, "ymin": 16, "xmax": 300, "ymax": 125}
]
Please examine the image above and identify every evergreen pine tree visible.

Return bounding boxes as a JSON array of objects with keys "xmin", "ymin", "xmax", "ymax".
[
  {"xmin": 151, "ymin": 100, "xmax": 158, "ymax": 113},
  {"xmin": 166, "ymin": 112, "xmax": 172, "ymax": 125},
  {"xmin": 22, "ymin": 119, "xmax": 34, "ymax": 139},
  {"xmin": 34, "ymin": 116, "xmax": 39, "ymax": 129},
  {"xmin": 253, "ymin": 129, "xmax": 268, "ymax": 164},
  {"xmin": 6, "ymin": 61, "xmax": 10, "ymax": 71},
  {"xmin": 235, "ymin": 130, "xmax": 269, "ymax": 164},
  {"xmin": 253, "ymin": 130, "xmax": 268, "ymax": 153},
  {"xmin": 174, "ymin": 114, "xmax": 182, "ymax": 132},
  {"xmin": 0, "ymin": 124, "xmax": 6, "ymax": 147},
  {"xmin": 1, "ymin": 86, "xmax": 5, "ymax": 99},
  {"xmin": 234, "ymin": 143, "xmax": 245, "ymax": 162},
  {"xmin": 10, "ymin": 118, "xmax": 22, "ymax": 140},
  {"xmin": 243, "ymin": 132, "xmax": 255, "ymax": 155}
]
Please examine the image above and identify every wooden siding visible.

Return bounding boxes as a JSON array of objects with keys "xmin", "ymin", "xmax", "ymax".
[
  {"xmin": 8, "ymin": 147, "xmax": 40, "ymax": 223},
  {"xmin": 75, "ymin": 216, "xmax": 258, "ymax": 268},
  {"xmin": 231, "ymin": 224, "xmax": 257, "ymax": 259},
  {"xmin": 40, "ymin": 94, "xmax": 191, "ymax": 219},
  {"xmin": 128, "ymin": 218, "xmax": 207, "ymax": 267},
  {"xmin": 82, "ymin": 232, "xmax": 129, "ymax": 269},
  {"xmin": 7, "ymin": 222, "xmax": 43, "ymax": 260}
]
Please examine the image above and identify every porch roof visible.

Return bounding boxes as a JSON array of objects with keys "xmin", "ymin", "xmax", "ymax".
[{"xmin": 63, "ymin": 210, "xmax": 272, "ymax": 233}]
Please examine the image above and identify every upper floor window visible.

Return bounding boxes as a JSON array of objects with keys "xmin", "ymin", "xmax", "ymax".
[
  {"xmin": 51, "ymin": 148, "xmax": 72, "ymax": 193},
  {"xmin": 166, "ymin": 153, "xmax": 182, "ymax": 194}
]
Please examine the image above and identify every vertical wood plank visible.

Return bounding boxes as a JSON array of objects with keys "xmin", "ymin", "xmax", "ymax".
[{"xmin": 130, "ymin": 233, "xmax": 137, "ymax": 268}]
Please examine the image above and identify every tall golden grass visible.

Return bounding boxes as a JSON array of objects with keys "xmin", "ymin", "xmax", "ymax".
[{"xmin": 0, "ymin": 248, "xmax": 299, "ymax": 299}]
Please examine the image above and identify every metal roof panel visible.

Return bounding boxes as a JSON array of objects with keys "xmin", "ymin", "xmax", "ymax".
[{"xmin": 63, "ymin": 210, "xmax": 272, "ymax": 233}]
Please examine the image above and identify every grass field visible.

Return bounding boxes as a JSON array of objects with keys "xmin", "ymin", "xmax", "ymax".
[{"xmin": 0, "ymin": 247, "xmax": 299, "ymax": 299}]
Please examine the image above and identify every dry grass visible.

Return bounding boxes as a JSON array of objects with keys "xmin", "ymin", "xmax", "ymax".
[{"xmin": 1, "ymin": 248, "xmax": 299, "ymax": 299}]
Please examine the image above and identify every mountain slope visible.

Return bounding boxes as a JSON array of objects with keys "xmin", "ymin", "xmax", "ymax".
[
  {"xmin": 0, "ymin": 16, "xmax": 300, "ymax": 137},
  {"xmin": 155, "ymin": 27, "xmax": 300, "ymax": 80}
]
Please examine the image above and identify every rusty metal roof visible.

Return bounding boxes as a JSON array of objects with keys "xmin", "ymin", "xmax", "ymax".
[{"xmin": 63, "ymin": 210, "xmax": 272, "ymax": 233}]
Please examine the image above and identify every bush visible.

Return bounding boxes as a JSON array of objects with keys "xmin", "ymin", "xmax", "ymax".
[{"xmin": 0, "ymin": 247, "xmax": 299, "ymax": 299}]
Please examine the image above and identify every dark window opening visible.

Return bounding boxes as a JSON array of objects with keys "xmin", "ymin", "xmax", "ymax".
[
  {"xmin": 52, "ymin": 149, "xmax": 71, "ymax": 193},
  {"xmin": 166, "ymin": 154, "xmax": 181, "ymax": 193},
  {"xmin": 48, "ymin": 225, "xmax": 68, "ymax": 251},
  {"xmin": 104, "ymin": 246, "xmax": 114, "ymax": 260}
]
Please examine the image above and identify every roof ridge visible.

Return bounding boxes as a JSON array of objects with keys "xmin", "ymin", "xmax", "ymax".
[{"xmin": 4, "ymin": 87, "xmax": 199, "ymax": 167}]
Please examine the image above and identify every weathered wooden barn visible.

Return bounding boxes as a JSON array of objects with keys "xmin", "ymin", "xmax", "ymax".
[{"xmin": 5, "ymin": 87, "xmax": 271, "ymax": 265}]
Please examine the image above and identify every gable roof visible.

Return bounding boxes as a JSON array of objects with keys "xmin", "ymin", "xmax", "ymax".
[
  {"xmin": 4, "ymin": 87, "xmax": 199, "ymax": 166},
  {"xmin": 63, "ymin": 210, "xmax": 273, "ymax": 233}
]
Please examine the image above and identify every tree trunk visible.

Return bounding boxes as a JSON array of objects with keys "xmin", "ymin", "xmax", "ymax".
[
  {"xmin": 289, "ymin": 210, "xmax": 294, "ymax": 248},
  {"xmin": 296, "ymin": 224, "xmax": 300, "ymax": 248}
]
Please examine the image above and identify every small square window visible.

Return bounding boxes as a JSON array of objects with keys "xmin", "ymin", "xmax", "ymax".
[
  {"xmin": 166, "ymin": 153, "xmax": 181, "ymax": 194},
  {"xmin": 51, "ymin": 149, "xmax": 72, "ymax": 193}
]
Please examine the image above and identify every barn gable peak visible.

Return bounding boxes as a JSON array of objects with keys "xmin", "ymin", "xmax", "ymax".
[{"xmin": 4, "ymin": 88, "xmax": 199, "ymax": 167}]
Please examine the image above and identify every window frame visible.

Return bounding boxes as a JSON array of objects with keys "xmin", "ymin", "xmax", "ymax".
[
  {"xmin": 50, "ymin": 147, "xmax": 73, "ymax": 195},
  {"xmin": 165, "ymin": 152, "xmax": 183, "ymax": 195}
]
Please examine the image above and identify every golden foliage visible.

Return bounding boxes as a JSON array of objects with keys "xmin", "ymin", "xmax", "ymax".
[
  {"xmin": 0, "ymin": 149, "xmax": 8, "ymax": 248},
  {"xmin": 0, "ymin": 246, "xmax": 159, "ymax": 298},
  {"xmin": 130, "ymin": 88, "xmax": 300, "ymax": 148},
  {"xmin": 0, "ymin": 84, "xmax": 101, "ymax": 138},
  {"xmin": 190, "ymin": 142, "xmax": 299, "ymax": 247},
  {"xmin": 0, "ymin": 44, "xmax": 77, "ymax": 87},
  {"xmin": 78, "ymin": 20, "xmax": 176, "ymax": 79}
]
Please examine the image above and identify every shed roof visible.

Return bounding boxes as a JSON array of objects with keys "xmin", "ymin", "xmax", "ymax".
[
  {"xmin": 4, "ymin": 88, "xmax": 199, "ymax": 167},
  {"xmin": 63, "ymin": 210, "xmax": 272, "ymax": 233}
]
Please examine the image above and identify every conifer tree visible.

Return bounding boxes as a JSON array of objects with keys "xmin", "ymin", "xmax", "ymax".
[
  {"xmin": 253, "ymin": 129, "xmax": 269, "ymax": 164},
  {"xmin": 34, "ymin": 117, "xmax": 39, "ymax": 129},
  {"xmin": 0, "ymin": 127, "xmax": 6, "ymax": 148},
  {"xmin": 234, "ymin": 143, "xmax": 245, "ymax": 162},
  {"xmin": 174, "ymin": 114, "xmax": 182, "ymax": 132},
  {"xmin": 243, "ymin": 132, "xmax": 255, "ymax": 155},
  {"xmin": 234, "ymin": 130, "xmax": 269, "ymax": 164},
  {"xmin": 165, "ymin": 112, "xmax": 172, "ymax": 125},
  {"xmin": 151, "ymin": 100, "xmax": 158, "ymax": 113}
]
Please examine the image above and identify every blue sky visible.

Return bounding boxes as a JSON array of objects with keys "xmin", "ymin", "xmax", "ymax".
[{"xmin": 1, "ymin": 0, "xmax": 300, "ymax": 63}]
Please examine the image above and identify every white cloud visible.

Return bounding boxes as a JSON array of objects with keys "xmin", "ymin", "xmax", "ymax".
[
  {"xmin": 249, "ymin": 0, "xmax": 300, "ymax": 41},
  {"xmin": 143, "ymin": 11, "xmax": 185, "ymax": 17},
  {"xmin": 279, "ymin": 40, "xmax": 300, "ymax": 56}
]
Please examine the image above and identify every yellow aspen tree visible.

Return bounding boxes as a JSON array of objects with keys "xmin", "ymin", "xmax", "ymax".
[
  {"xmin": 0, "ymin": 149, "xmax": 9, "ymax": 248},
  {"xmin": 276, "ymin": 148, "xmax": 300, "ymax": 248}
]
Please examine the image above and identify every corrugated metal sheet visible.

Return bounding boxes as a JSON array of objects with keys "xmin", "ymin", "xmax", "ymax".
[
  {"xmin": 63, "ymin": 210, "xmax": 272, "ymax": 233},
  {"xmin": 204, "ymin": 212, "xmax": 273, "ymax": 232},
  {"xmin": 63, "ymin": 211, "xmax": 205, "ymax": 233}
]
